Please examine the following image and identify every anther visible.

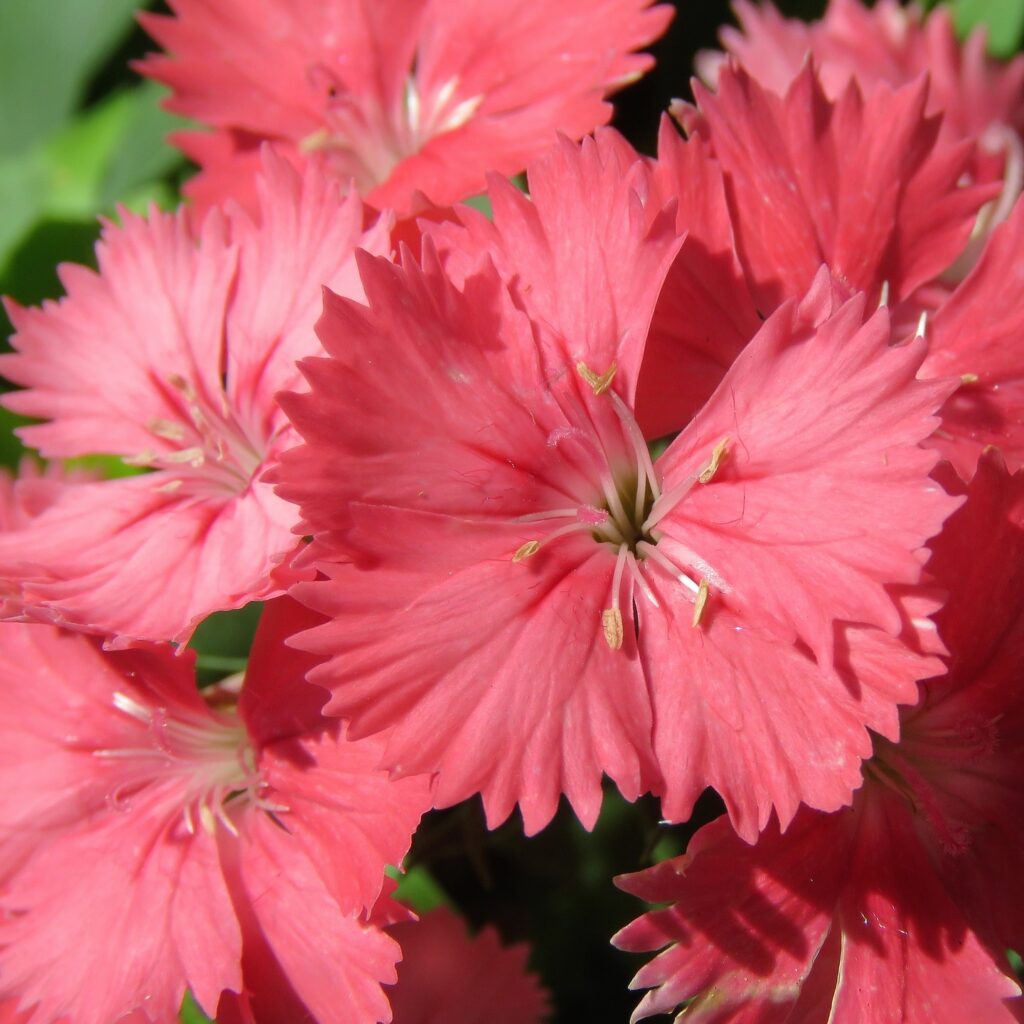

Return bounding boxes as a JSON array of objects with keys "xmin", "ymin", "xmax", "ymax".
[
  {"xmin": 960, "ymin": 372, "xmax": 979, "ymax": 386},
  {"xmin": 878, "ymin": 281, "xmax": 890, "ymax": 308},
  {"xmin": 691, "ymin": 578, "xmax": 709, "ymax": 628},
  {"xmin": 148, "ymin": 418, "xmax": 186, "ymax": 442},
  {"xmin": 698, "ymin": 437, "xmax": 730, "ymax": 484},
  {"xmin": 512, "ymin": 540, "xmax": 541, "ymax": 562},
  {"xmin": 576, "ymin": 361, "xmax": 617, "ymax": 396},
  {"xmin": 915, "ymin": 312, "xmax": 928, "ymax": 339},
  {"xmin": 602, "ymin": 608, "xmax": 624, "ymax": 650}
]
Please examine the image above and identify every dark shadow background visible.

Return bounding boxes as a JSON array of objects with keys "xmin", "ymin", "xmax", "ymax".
[{"xmin": 613, "ymin": 0, "xmax": 827, "ymax": 154}]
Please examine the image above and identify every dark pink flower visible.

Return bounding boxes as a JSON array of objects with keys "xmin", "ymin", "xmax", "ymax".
[
  {"xmin": 704, "ymin": 0, "xmax": 1024, "ymax": 196},
  {"xmin": 0, "ymin": 151, "xmax": 390, "ymax": 646},
  {"xmin": 139, "ymin": 0, "xmax": 672, "ymax": 218},
  {"xmin": 387, "ymin": 908, "xmax": 550, "ymax": 1023},
  {"xmin": 650, "ymin": 61, "xmax": 1012, "ymax": 472},
  {"xmin": 614, "ymin": 450, "xmax": 1024, "ymax": 1023},
  {"xmin": 275, "ymin": 134, "xmax": 956, "ymax": 839},
  {"xmin": 0, "ymin": 598, "xmax": 430, "ymax": 1023}
]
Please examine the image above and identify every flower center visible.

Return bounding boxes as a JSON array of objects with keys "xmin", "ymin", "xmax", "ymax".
[
  {"xmin": 300, "ymin": 63, "xmax": 482, "ymax": 194},
  {"xmin": 94, "ymin": 689, "xmax": 285, "ymax": 838},
  {"xmin": 511, "ymin": 362, "xmax": 728, "ymax": 650},
  {"xmin": 126, "ymin": 374, "xmax": 266, "ymax": 499}
]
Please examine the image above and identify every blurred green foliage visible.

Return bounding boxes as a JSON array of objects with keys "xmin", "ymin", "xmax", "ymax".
[{"xmin": 952, "ymin": 0, "xmax": 1024, "ymax": 56}]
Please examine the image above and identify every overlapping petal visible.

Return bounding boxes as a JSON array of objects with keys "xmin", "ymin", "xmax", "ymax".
[{"xmin": 687, "ymin": 63, "xmax": 995, "ymax": 311}]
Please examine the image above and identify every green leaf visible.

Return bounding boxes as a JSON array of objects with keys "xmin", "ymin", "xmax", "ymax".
[
  {"xmin": 41, "ymin": 90, "xmax": 139, "ymax": 218},
  {"xmin": 392, "ymin": 864, "xmax": 454, "ymax": 914},
  {"xmin": 0, "ymin": 0, "xmax": 145, "ymax": 156},
  {"xmin": 179, "ymin": 991, "xmax": 214, "ymax": 1024},
  {"xmin": 952, "ymin": 0, "xmax": 1024, "ymax": 56},
  {"xmin": 100, "ymin": 81, "xmax": 188, "ymax": 205},
  {"xmin": 188, "ymin": 602, "xmax": 264, "ymax": 685}
]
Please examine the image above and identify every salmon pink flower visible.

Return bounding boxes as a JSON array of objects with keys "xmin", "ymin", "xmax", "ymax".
[
  {"xmin": 276, "ymin": 135, "xmax": 957, "ymax": 840},
  {"xmin": 387, "ymin": 908, "xmax": 550, "ymax": 1023},
  {"xmin": 614, "ymin": 450, "xmax": 1024, "ymax": 1023},
  {"xmin": 0, "ymin": 598, "xmax": 430, "ymax": 1024},
  {"xmin": 0, "ymin": 151, "xmax": 390, "ymax": 646},
  {"xmin": 139, "ymin": 0, "xmax": 672, "ymax": 218}
]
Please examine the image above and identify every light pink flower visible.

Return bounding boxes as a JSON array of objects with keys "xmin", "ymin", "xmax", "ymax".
[
  {"xmin": 614, "ymin": 450, "xmax": 1024, "ymax": 1023},
  {"xmin": 0, "ymin": 597, "xmax": 430, "ymax": 1024},
  {"xmin": 275, "ymin": 134, "xmax": 956, "ymax": 839},
  {"xmin": 139, "ymin": 0, "xmax": 672, "ymax": 218},
  {"xmin": 0, "ymin": 151, "xmax": 390, "ymax": 646},
  {"xmin": 387, "ymin": 908, "xmax": 550, "ymax": 1023}
]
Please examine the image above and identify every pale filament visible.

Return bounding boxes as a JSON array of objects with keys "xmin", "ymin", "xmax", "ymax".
[
  {"xmin": 94, "ymin": 690, "xmax": 286, "ymax": 839},
  {"xmin": 128, "ymin": 373, "xmax": 266, "ymax": 498}
]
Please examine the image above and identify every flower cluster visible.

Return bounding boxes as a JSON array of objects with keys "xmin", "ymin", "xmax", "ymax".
[{"xmin": 1, "ymin": 0, "xmax": 1023, "ymax": 1020}]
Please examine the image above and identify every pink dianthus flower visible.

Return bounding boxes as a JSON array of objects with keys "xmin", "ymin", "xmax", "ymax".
[
  {"xmin": 614, "ymin": 450, "xmax": 1024, "ymax": 1023},
  {"xmin": 0, "ymin": 151, "xmax": 390, "ymax": 646},
  {"xmin": 0, "ymin": 597, "xmax": 430, "ymax": 1024},
  {"xmin": 275, "ymin": 133, "xmax": 957, "ymax": 840},
  {"xmin": 139, "ymin": 0, "xmax": 672, "ymax": 218}
]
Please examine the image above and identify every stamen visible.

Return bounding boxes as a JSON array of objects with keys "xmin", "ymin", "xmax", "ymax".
[
  {"xmin": 915, "ymin": 312, "xmax": 928, "ymax": 339},
  {"xmin": 602, "ymin": 608, "xmax": 624, "ymax": 650},
  {"xmin": 691, "ymin": 578, "xmax": 710, "ymax": 628},
  {"xmin": 513, "ymin": 540, "xmax": 541, "ymax": 562},
  {"xmin": 625, "ymin": 549, "xmax": 659, "ymax": 608},
  {"xmin": 878, "ymin": 281, "xmax": 890, "ymax": 308},
  {"xmin": 609, "ymin": 390, "xmax": 662, "ymax": 504},
  {"xmin": 198, "ymin": 803, "xmax": 218, "ymax": 836},
  {"xmin": 576, "ymin": 361, "xmax": 617, "ymax": 396},
  {"xmin": 697, "ymin": 436, "xmax": 730, "ymax": 484},
  {"xmin": 636, "ymin": 541, "xmax": 700, "ymax": 595},
  {"xmin": 112, "ymin": 692, "xmax": 154, "ymax": 724},
  {"xmin": 148, "ymin": 418, "xmax": 186, "ymax": 442}
]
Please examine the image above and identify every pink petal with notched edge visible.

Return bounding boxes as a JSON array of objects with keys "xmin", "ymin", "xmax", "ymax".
[
  {"xmin": 653, "ymin": 273, "xmax": 958, "ymax": 667},
  {"xmin": 387, "ymin": 908, "xmax": 550, "ymax": 1024},
  {"xmin": 0, "ymin": 150, "xmax": 389, "ymax": 645},
  {"xmin": 641, "ymin": 592, "xmax": 939, "ymax": 841},
  {"xmin": 239, "ymin": 822, "xmax": 402, "ymax": 1024},
  {"xmin": 292, "ymin": 523, "xmax": 655, "ymax": 835},
  {"xmin": 140, "ymin": 0, "xmax": 672, "ymax": 216},
  {"xmin": 690, "ymin": 63, "xmax": 996, "ymax": 312}
]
